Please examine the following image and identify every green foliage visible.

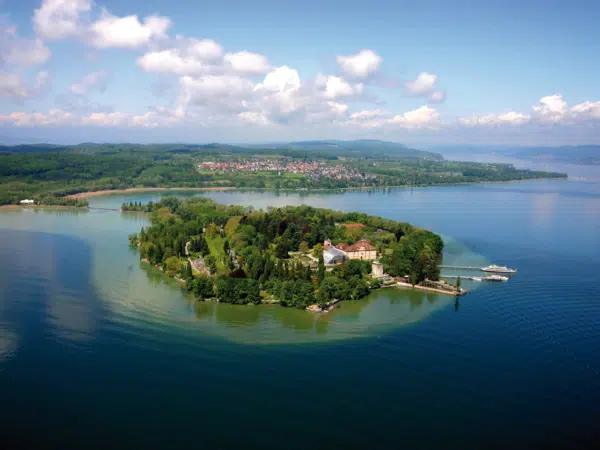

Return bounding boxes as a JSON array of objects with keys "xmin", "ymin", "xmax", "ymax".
[
  {"xmin": 384, "ymin": 229, "xmax": 444, "ymax": 284},
  {"xmin": 215, "ymin": 277, "xmax": 261, "ymax": 305},
  {"xmin": 133, "ymin": 197, "xmax": 444, "ymax": 309},
  {"xmin": 164, "ymin": 256, "xmax": 182, "ymax": 276},
  {"xmin": 317, "ymin": 253, "xmax": 325, "ymax": 284},
  {"xmin": 187, "ymin": 275, "xmax": 215, "ymax": 299},
  {"xmin": 269, "ymin": 279, "xmax": 315, "ymax": 309},
  {"xmin": 332, "ymin": 259, "xmax": 371, "ymax": 280}
]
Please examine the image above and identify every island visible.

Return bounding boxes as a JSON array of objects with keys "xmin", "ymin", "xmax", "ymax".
[
  {"xmin": 128, "ymin": 197, "xmax": 458, "ymax": 312},
  {"xmin": 0, "ymin": 140, "xmax": 567, "ymax": 206}
]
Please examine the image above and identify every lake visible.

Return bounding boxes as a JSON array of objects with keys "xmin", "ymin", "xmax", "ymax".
[{"xmin": 1, "ymin": 179, "xmax": 600, "ymax": 449}]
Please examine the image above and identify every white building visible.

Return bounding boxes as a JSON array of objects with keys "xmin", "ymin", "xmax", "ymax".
[
  {"xmin": 372, "ymin": 261, "xmax": 384, "ymax": 278},
  {"xmin": 323, "ymin": 247, "xmax": 347, "ymax": 265},
  {"xmin": 20, "ymin": 199, "xmax": 35, "ymax": 204}
]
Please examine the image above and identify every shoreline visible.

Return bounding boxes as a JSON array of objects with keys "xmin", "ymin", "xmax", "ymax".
[
  {"xmin": 0, "ymin": 204, "xmax": 88, "ymax": 210},
  {"xmin": 65, "ymin": 186, "xmax": 236, "ymax": 199},
  {"xmin": 61, "ymin": 176, "xmax": 567, "ymax": 200},
  {"xmin": 396, "ymin": 281, "xmax": 463, "ymax": 296}
]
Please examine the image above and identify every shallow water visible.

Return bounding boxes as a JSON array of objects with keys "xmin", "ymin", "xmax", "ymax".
[{"xmin": 1, "ymin": 180, "xmax": 599, "ymax": 448}]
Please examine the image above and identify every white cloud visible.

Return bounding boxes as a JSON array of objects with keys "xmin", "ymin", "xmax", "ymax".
[
  {"xmin": 0, "ymin": 71, "xmax": 51, "ymax": 100},
  {"xmin": 34, "ymin": 0, "xmax": 170, "ymax": 49},
  {"xmin": 81, "ymin": 111, "xmax": 134, "ymax": 126},
  {"xmin": 346, "ymin": 105, "xmax": 439, "ymax": 129},
  {"xmin": 137, "ymin": 48, "xmax": 207, "ymax": 75},
  {"xmin": 315, "ymin": 74, "xmax": 364, "ymax": 99},
  {"xmin": 532, "ymin": 94, "xmax": 569, "ymax": 123},
  {"xmin": 0, "ymin": 107, "xmax": 185, "ymax": 128},
  {"xmin": 460, "ymin": 95, "xmax": 600, "ymax": 128},
  {"xmin": 33, "ymin": 0, "xmax": 92, "ymax": 40},
  {"xmin": 349, "ymin": 109, "xmax": 391, "ymax": 120},
  {"xmin": 224, "ymin": 51, "xmax": 270, "ymax": 74},
  {"xmin": 0, "ymin": 108, "xmax": 74, "ymax": 126},
  {"xmin": 87, "ymin": 13, "xmax": 171, "ymax": 48},
  {"xmin": 70, "ymin": 70, "xmax": 110, "ymax": 95},
  {"xmin": 1, "ymin": 23, "xmax": 51, "ymax": 66},
  {"xmin": 428, "ymin": 90, "xmax": 446, "ymax": 103},
  {"xmin": 405, "ymin": 72, "xmax": 437, "ymax": 95},
  {"xmin": 0, "ymin": 72, "xmax": 30, "ymax": 99},
  {"xmin": 571, "ymin": 101, "xmax": 600, "ymax": 119},
  {"xmin": 179, "ymin": 74, "xmax": 254, "ymax": 111},
  {"xmin": 336, "ymin": 49, "xmax": 382, "ymax": 79},
  {"xmin": 389, "ymin": 105, "xmax": 440, "ymax": 128},
  {"xmin": 239, "ymin": 111, "xmax": 272, "ymax": 126},
  {"xmin": 460, "ymin": 111, "xmax": 531, "ymax": 126},
  {"xmin": 34, "ymin": 71, "xmax": 51, "ymax": 90},
  {"xmin": 185, "ymin": 39, "xmax": 223, "ymax": 61},
  {"xmin": 138, "ymin": 39, "xmax": 271, "ymax": 77},
  {"xmin": 254, "ymin": 65, "xmax": 301, "ymax": 92}
]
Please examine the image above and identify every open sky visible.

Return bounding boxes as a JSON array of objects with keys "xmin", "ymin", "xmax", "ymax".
[{"xmin": 1, "ymin": 0, "xmax": 599, "ymax": 144}]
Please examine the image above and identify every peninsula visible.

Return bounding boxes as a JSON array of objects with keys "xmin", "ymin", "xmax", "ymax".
[
  {"xmin": 0, "ymin": 141, "xmax": 567, "ymax": 206},
  {"xmin": 128, "ymin": 197, "xmax": 458, "ymax": 311}
]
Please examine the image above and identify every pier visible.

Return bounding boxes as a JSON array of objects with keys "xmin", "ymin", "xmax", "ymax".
[
  {"xmin": 439, "ymin": 265, "xmax": 480, "ymax": 270},
  {"xmin": 441, "ymin": 275, "xmax": 509, "ymax": 282}
]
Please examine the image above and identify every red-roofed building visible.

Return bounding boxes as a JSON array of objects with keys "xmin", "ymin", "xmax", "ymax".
[
  {"xmin": 343, "ymin": 223, "xmax": 365, "ymax": 229},
  {"xmin": 334, "ymin": 240, "xmax": 377, "ymax": 260}
]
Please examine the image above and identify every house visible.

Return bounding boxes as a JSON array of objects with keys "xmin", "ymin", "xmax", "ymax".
[
  {"xmin": 323, "ymin": 246, "xmax": 347, "ymax": 265},
  {"xmin": 342, "ymin": 240, "xmax": 377, "ymax": 260},
  {"xmin": 323, "ymin": 239, "xmax": 378, "ymax": 264},
  {"xmin": 20, "ymin": 199, "xmax": 35, "ymax": 204}
]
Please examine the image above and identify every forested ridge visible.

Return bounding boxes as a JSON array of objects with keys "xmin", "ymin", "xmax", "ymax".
[
  {"xmin": 130, "ymin": 197, "xmax": 444, "ymax": 309},
  {"xmin": 0, "ymin": 143, "xmax": 567, "ymax": 205}
]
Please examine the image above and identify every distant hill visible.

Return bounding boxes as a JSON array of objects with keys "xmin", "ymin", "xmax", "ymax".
[
  {"xmin": 0, "ymin": 144, "xmax": 71, "ymax": 153},
  {"xmin": 513, "ymin": 145, "xmax": 600, "ymax": 165},
  {"xmin": 0, "ymin": 140, "xmax": 443, "ymax": 161},
  {"xmin": 256, "ymin": 139, "xmax": 443, "ymax": 160}
]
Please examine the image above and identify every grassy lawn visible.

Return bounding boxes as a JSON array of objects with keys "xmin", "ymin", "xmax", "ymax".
[{"xmin": 205, "ymin": 234, "xmax": 226, "ymax": 273}]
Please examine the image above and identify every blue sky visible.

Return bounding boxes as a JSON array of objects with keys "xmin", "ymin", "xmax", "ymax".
[{"xmin": 1, "ymin": 0, "xmax": 599, "ymax": 144}]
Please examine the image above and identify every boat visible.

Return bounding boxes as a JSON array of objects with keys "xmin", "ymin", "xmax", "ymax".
[
  {"xmin": 481, "ymin": 264, "xmax": 517, "ymax": 274},
  {"xmin": 485, "ymin": 275, "xmax": 509, "ymax": 282},
  {"xmin": 471, "ymin": 277, "xmax": 483, "ymax": 282}
]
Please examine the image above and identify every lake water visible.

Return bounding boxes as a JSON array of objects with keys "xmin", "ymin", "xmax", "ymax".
[{"xmin": 1, "ymin": 179, "xmax": 600, "ymax": 449}]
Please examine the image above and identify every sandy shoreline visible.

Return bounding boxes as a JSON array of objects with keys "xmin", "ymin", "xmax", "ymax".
[
  {"xmin": 63, "ymin": 177, "xmax": 566, "ymax": 199},
  {"xmin": 0, "ymin": 204, "xmax": 87, "ymax": 210},
  {"xmin": 65, "ymin": 186, "xmax": 236, "ymax": 199}
]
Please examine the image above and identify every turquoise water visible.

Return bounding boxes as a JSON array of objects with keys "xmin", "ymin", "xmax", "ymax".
[{"xmin": 1, "ymin": 179, "xmax": 600, "ymax": 448}]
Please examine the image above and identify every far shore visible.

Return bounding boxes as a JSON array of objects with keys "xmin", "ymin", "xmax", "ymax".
[
  {"xmin": 62, "ymin": 176, "xmax": 566, "ymax": 200},
  {"xmin": 65, "ymin": 186, "xmax": 236, "ymax": 199},
  {"xmin": 0, "ymin": 204, "xmax": 88, "ymax": 210}
]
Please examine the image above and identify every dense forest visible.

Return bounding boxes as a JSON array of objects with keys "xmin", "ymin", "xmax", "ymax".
[
  {"xmin": 129, "ymin": 198, "xmax": 444, "ymax": 309},
  {"xmin": 0, "ymin": 143, "xmax": 567, "ymax": 205}
]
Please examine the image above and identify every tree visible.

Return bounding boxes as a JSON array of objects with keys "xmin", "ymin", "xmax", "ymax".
[
  {"xmin": 317, "ymin": 253, "xmax": 325, "ymax": 284},
  {"xmin": 298, "ymin": 241, "xmax": 309, "ymax": 253},
  {"xmin": 223, "ymin": 239, "xmax": 230, "ymax": 256},
  {"xmin": 165, "ymin": 256, "xmax": 182, "ymax": 276},
  {"xmin": 205, "ymin": 255, "xmax": 217, "ymax": 274},
  {"xmin": 456, "ymin": 276, "xmax": 462, "ymax": 293},
  {"xmin": 188, "ymin": 275, "xmax": 214, "ymax": 299},
  {"xmin": 275, "ymin": 238, "xmax": 289, "ymax": 259}
]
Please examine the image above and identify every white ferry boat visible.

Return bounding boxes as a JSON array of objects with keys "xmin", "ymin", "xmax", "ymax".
[{"xmin": 481, "ymin": 264, "xmax": 517, "ymax": 274}]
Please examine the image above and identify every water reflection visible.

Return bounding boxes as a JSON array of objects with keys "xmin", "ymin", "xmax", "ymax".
[
  {"xmin": 1, "ymin": 192, "xmax": 487, "ymax": 345},
  {"xmin": 0, "ymin": 230, "xmax": 105, "ymax": 356},
  {"xmin": 136, "ymin": 260, "xmax": 455, "ymax": 343}
]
